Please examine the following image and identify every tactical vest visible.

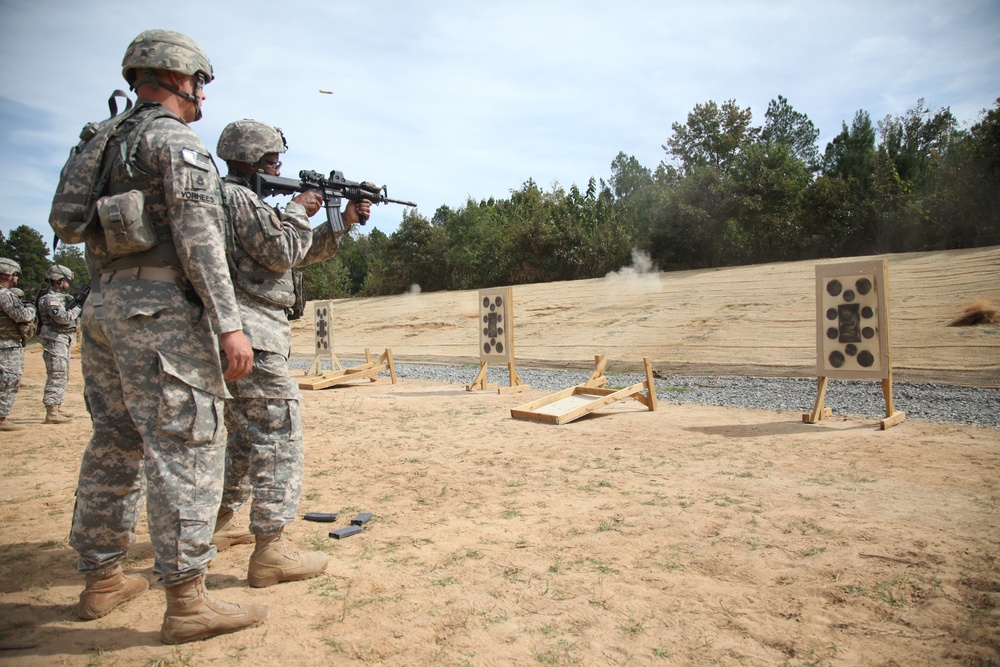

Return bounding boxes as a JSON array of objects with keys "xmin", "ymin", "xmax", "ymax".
[
  {"xmin": 221, "ymin": 183, "xmax": 295, "ymax": 308},
  {"xmin": 0, "ymin": 289, "xmax": 23, "ymax": 341},
  {"xmin": 37, "ymin": 291, "xmax": 78, "ymax": 336}
]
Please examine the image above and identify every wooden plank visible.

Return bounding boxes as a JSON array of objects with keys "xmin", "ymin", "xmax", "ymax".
[
  {"xmin": 510, "ymin": 409, "xmax": 560, "ymax": 425},
  {"xmin": 881, "ymin": 376, "xmax": 895, "ymax": 416},
  {"xmin": 638, "ymin": 357, "xmax": 658, "ymax": 410},
  {"xmin": 385, "ymin": 348, "xmax": 398, "ymax": 384},
  {"xmin": 465, "ymin": 361, "xmax": 497, "ymax": 392},
  {"xmin": 803, "ymin": 376, "xmax": 830, "ymax": 423},
  {"xmin": 880, "ymin": 411, "xmax": 907, "ymax": 430},
  {"xmin": 584, "ymin": 354, "xmax": 608, "ymax": 388},
  {"xmin": 803, "ymin": 407, "xmax": 832, "ymax": 423},
  {"xmin": 499, "ymin": 360, "xmax": 530, "ymax": 394}
]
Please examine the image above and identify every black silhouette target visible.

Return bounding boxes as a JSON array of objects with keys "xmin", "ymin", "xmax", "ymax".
[
  {"xmin": 478, "ymin": 288, "xmax": 513, "ymax": 363},
  {"xmin": 816, "ymin": 261, "xmax": 889, "ymax": 379}
]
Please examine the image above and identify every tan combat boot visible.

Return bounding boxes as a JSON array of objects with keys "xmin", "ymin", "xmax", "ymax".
[
  {"xmin": 57, "ymin": 404, "xmax": 75, "ymax": 418},
  {"xmin": 160, "ymin": 574, "xmax": 269, "ymax": 644},
  {"xmin": 77, "ymin": 564, "xmax": 149, "ymax": 620},
  {"xmin": 44, "ymin": 405, "xmax": 71, "ymax": 424},
  {"xmin": 247, "ymin": 530, "xmax": 329, "ymax": 588},
  {"xmin": 211, "ymin": 508, "xmax": 254, "ymax": 551},
  {"xmin": 0, "ymin": 417, "xmax": 21, "ymax": 431}
]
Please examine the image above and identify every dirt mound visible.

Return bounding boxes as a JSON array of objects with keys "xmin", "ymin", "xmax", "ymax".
[{"xmin": 293, "ymin": 246, "xmax": 1000, "ymax": 387}]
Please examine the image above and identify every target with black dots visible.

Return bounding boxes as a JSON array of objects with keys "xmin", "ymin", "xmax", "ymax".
[
  {"xmin": 314, "ymin": 301, "xmax": 332, "ymax": 353},
  {"xmin": 478, "ymin": 287, "xmax": 514, "ymax": 364},
  {"xmin": 815, "ymin": 260, "xmax": 890, "ymax": 380}
]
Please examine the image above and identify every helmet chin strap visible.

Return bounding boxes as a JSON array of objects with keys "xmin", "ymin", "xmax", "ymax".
[{"xmin": 133, "ymin": 69, "xmax": 205, "ymax": 120}]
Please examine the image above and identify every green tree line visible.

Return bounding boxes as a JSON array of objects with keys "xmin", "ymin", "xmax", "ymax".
[
  {"xmin": 4, "ymin": 96, "xmax": 998, "ymax": 302},
  {"xmin": 306, "ymin": 96, "xmax": 999, "ymax": 298}
]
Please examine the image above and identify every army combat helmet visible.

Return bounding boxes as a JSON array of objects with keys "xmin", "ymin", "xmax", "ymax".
[
  {"xmin": 46, "ymin": 265, "xmax": 74, "ymax": 283},
  {"xmin": 0, "ymin": 258, "xmax": 20, "ymax": 277},
  {"xmin": 217, "ymin": 120, "xmax": 288, "ymax": 166},
  {"xmin": 122, "ymin": 29, "xmax": 214, "ymax": 119}
]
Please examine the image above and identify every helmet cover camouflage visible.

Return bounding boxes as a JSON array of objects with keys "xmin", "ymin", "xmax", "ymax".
[
  {"xmin": 46, "ymin": 264, "xmax": 74, "ymax": 282},
  {"xmin": 122, "ymin": 29, "xmax": 214, "ymax": 86},
  {"xmin": 0, "ymin": 258, "xmax": 21, "ymax": 276},
  {"xmin": 216, "ymin": 119, "xmax": 288, "ymax": 164}
]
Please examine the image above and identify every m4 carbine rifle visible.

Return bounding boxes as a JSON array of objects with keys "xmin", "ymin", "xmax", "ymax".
[
  {"xmin": 65, "ymin": 284, "xmax": 91, "ymax": 311},
  {"xmin": 253, "ymin": 169, "xmax": 416, "ymax": 233}
]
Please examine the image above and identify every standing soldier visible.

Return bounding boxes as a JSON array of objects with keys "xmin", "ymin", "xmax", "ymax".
[
  {"xmin": 60, "ymin": 30, "xmax": 264, "ymax": 645},
  {"xmin": 210, "ymin": 119, "xmax": 370, "ymax": 586},
  {"xmin": 0, "ymin": 258, "xmax": 35, "ymax": 431},
  {"xmin": 8, "ymin": 288, "xmax": 37, "ymax": 349},
  {"xmin": 37, "ymin": 264, "xmax": 83, "ymax": 424}
]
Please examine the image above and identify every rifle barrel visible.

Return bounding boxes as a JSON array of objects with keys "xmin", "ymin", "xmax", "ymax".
[{"xmin": 382, "ymin": 197, "xmax": 417, "ymax": 207}]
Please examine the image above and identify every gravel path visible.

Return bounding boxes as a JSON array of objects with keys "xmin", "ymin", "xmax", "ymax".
[{"xmin": 290, "ymin": 359, "xmax": 1000, "ymax": 428}]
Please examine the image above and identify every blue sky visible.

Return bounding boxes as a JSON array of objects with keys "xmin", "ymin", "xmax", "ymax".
[{"xmin": 0, "ymin": 0, "xmax": 997, "ymax": 250}]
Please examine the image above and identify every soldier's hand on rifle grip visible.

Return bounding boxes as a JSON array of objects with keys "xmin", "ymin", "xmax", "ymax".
[
  {"xmin": 344, "ymin": 199, "xmax": 372, "ymax": 227},
  {"xmin": 291, "ymin": 190, "xmax": 324, "ymax": 218}
]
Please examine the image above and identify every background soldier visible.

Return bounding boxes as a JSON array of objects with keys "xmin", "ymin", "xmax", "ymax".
[
  {"xmin": 0, "ymin": 258, "xmax": 35, "ymax": 431},
  {"xmin": 211, "ymin": 119, "xmax": 370, "ymax": 586},
  {"xmin": 8, "ymin": 287, "xmax": 37, "ymax": 348},
  {"xmin": 37, "ymin": 264, "xmax": 83, "ymax": 424},
  {"xmin": 64, "ymin": 30, "xmax": 264, "ymax": 645}
]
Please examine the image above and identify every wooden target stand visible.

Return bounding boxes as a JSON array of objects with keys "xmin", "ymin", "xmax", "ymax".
[
  {"xmin": 296, "ymin": 301, "xmax": 398, "ymax": 391},
  {"xmin": 511, "ymin": 355, "xmax": 658, "ymax": 425},
  {"xmin": 465, "ymin": 287, "xmax": 531, "ymax": 394},
  {"xmin": 804, "ymin": 260, "xmax": 906, "ymax": 430}
]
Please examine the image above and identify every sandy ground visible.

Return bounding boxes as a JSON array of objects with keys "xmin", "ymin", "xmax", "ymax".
[{"xmin": 0, "ymin": 247, "xmax": 998, "ymax": 666}]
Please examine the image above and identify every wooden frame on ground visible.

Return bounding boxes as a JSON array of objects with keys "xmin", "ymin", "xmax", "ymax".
[
  {"xmin": 297, "ymin": 347, "xmax": 398, "ymax": 391},
  {"xmin": 511, "ymin": 357, "xmax": 657, "ymax": 425}
]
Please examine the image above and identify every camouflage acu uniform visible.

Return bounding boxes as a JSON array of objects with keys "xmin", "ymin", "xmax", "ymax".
[
  {"xmin": 38, "ymin": 290, "xmax": 82, "ymax": 407},
  {"xmin": 0, "ymin": 287, "xmax": 34, "ymax": 417},
  {"xmin": 219, "ymin": 172, "xmax": 342, "ymax": 534},
  {"xmin": 69, "ymin": 102, "xmax": 243, "ymax": 586}
]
